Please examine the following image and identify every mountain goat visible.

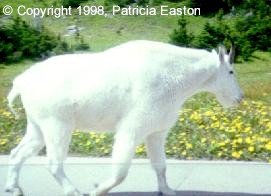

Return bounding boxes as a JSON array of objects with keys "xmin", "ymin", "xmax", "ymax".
[{"xmin": 5, "ymin": 40, "xmax": 243, "ymax": 196}]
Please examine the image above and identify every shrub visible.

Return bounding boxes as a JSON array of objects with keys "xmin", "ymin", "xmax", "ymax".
[
  {"xmin": 234, "ymin": 1, "xmax": 271, "ymax": 53},
  {"xmin": 104, "ymin": 0, "xmax": 134, "ymax": 7},
  {"xmin": 73, "ymin": 32, "xmax": 90, "ymax": 51},
  {"xmin": 193, "ymin": 13, "xmax": 256, "ymax": 60},
  {"xmin": 74, "ymin": 39, "xmax": 90, "ymax": 51},
  {"xmin": 170, "ymin": 4, "xmax": 270, "ymax": 61},
  {"xmin": 104, "ymin": 0, "xmax": 155, "ymax": 7},
  {"xmin": 187, "ymin": 0, "xmax": 244, "ymax": 15},
  {"xmin": 169, "ymin": 17, "xmax": 194, "ymax": 47},
  {"xmin": 0, "ymin": 17, "xmax": 90, "ymax": 64},
  {"xmin": 0, "ymin": 17, "xmax": 69, "ymax": 63},
  {"xmin": 169, "ymin": 0, "xmax": 270, "ymax": 60},
  {"xmin": 194, "ymin": 13, "xmax": 232, "ymax": 49},
  {"xmin": 61, "ymin": 0, "xmax": 89, "ymax": 8},
  {"xmin": 169, "ymin": 13, "xmax": 233, "ymax": 51}
]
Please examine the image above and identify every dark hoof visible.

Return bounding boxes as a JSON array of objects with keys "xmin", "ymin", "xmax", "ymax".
[{"xmin": 94, "ymin": 183, "xmax": 99, "ymax": 188}]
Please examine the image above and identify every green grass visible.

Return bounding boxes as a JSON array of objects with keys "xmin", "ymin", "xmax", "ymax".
[
  {"xmin": 236, "ymin": 52, "xmax": 271, "ymax": 104},
  {"xmin": 0, "ymin": 61, "xmax": 32, "ymax": 107},
  {"xmin": 41, "ymin": 13, "xmax": 207, "ymax": 51}
]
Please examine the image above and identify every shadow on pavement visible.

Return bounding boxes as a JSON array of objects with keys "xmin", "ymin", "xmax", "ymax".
[{"xmin": 106, "ymin": 191, "xmax": 271, "ymax": 196}]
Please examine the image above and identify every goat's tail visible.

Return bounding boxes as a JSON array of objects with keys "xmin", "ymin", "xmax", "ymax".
[{"xmin": 7, "ymin": 82, "xmax": 20, "ymax": 119}]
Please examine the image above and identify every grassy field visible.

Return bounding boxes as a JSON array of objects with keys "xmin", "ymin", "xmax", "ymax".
[
  {"xmin": 0, "ymin": 3, "xmax": 271, "ymax": 160},
  {"xmin": 236, "ymin": 52, "xmax": 271, "ymax": 104}
]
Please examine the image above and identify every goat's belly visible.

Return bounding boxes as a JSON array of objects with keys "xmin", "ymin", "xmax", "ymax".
[
  {"xmin": 74, "ymin": 106, "xmax": 124, "ymax": 132},
  {"xmin": 72, "ymin": 87, "xmax": 131, "ymax": 132}
]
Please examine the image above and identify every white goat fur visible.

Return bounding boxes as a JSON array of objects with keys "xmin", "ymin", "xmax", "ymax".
[{"xmin": 6, "ymin": 40, "xmax": 243, "ymax": 196}]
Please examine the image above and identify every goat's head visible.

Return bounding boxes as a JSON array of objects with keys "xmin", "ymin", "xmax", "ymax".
[{"xmin": 204, "ymin": 45, "xmax": 244, "ymax": 108}]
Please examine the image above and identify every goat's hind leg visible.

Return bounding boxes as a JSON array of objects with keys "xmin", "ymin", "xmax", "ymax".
[
  {"xmin": 5, "ymin": 118, "xmax": 45, "ymax": 196},
  {"xmin": 40, "ymin": 119, "xmax": 81, "ymax": 196}
]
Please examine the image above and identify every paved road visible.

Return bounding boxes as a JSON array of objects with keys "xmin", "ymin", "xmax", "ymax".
[{"xmin": 0, "ymin": 156, "xmax": 271, "ymax": 196}]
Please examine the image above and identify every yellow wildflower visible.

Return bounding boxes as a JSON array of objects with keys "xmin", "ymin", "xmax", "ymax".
[
  {"xmin": 265, "ymin": 142, "xmax": 271, "ymax": 151},
  {"xmin": 243, "ymin": 127, "xmax": 251, "ymax": 132},
  {"xmin": 245, "ymin": 137, "xmax": 252, "ymax": 144},
  {"xmin": 232, "ymin": 151, "xmax": 243, "ymax": 159},
  {"xmin": 100, "ymin": 134, "xmax": 106, "ymax": 139},
  {"xmin": 232, "ymin": 151, "xmax": 241, "ymax": 158},
  {"xmin": 204, "ymin": 111, "xmax": 213, "ymax": 116},
  {"xmin": 179, "ymin": 118, "xmax": 185, "ymax": 122},
  {"xmin": 0, "ymin": 139, "xmax": 7, "ymax": 145},
  {"xmin": 218, "ymin": 142, "xmax": 226, "ymax": 147},
  {"xmin": 217, "ymin": 152, "xmax": 223, "ymax": 157},
  {"xmin": 237, "ymin": 138, "xmax": 243, "ymax": 144},
  {"xmin": 211, "ymin": 115, "xmax": 217, "ymax": 121},
  {"xmin": 248, "ymin": 146, "xmax": 255, "ymax": 152},
  {"xmin": 186, "ymin": 143, "xmax": 193, "ymax": 149},
  {"xmin": 136, "ymin": 146, "xmax": 145, "ymax": 154}
]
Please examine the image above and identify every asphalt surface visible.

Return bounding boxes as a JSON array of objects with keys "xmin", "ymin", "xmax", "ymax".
[{"xmin": 0, "ymin": 156, "xmax": 271, "ymax": 196}]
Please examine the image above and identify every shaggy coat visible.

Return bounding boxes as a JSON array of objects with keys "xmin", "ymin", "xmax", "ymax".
[{"xmin": 6, "ymin": 40, "xmax": 243, "ymax": 196}]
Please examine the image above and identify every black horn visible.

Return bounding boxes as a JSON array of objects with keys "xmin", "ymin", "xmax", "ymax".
[
  {"xmin": 218, "ymin": 45, "xmax": 226, "ymax": 64},
  {"xmin": 229, "ymin": 45, "xmax": 235, "ymax": 64}
]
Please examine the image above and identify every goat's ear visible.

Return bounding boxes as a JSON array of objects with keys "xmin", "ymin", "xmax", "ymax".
[
  {"xmin": 229, "ymin": 45, "xmax": 235, "ymax": 64},
  {"xmin": 218, "ymin": 46, "xmax": 226, "ymax": 64}
]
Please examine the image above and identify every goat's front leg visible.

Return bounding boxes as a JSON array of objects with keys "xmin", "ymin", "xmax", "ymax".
[
  {"xmin": 146, "ymin": 131, "xmax": 176, "ymax": 196},
  {"xmin": 91, "ymin": 129, "xmax": 137, "ymax": 196}
]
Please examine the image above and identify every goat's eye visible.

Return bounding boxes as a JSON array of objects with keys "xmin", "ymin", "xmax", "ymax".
[{"xmin": 229, "ymin": 70, "xmax": 234, "ymax": 74}]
